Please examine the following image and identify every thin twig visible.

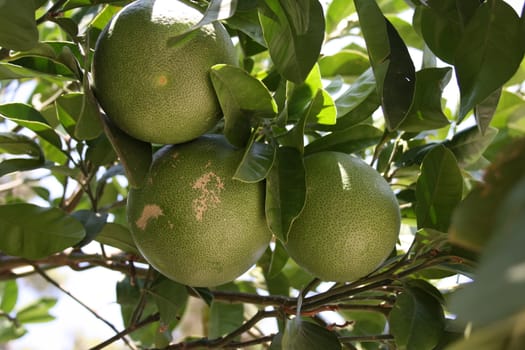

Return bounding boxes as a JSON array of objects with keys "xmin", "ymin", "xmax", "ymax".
[
  {"xmin": 89, "ymin": 313, "xmax": 160, "ymax": 350},
  {"xmin": 30, "ymin": 263, "xmax": 136, "ymax": 350}
]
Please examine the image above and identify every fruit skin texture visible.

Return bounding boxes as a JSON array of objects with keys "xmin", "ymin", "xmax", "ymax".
[
  {"xmin": 127, "ymin": 135, "xmax": 272, "ymax": 287},
  {"xmin": 285, "ymin": 151, "xmax": 400, "ymax": 283},
  {"xmin": 92, "ymin": 0, "xmax": 237, "ymax": 144}
]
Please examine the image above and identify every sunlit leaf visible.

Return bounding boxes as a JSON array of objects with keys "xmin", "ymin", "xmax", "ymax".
[
  {"xmin": 0, "ymin": 203, "xmax": 85, "ymax": 259},
  {"xmin": 334, "ymin": 67, "xmax": 376, "ymax": 117},
  {"xmin": 326, "ymin": 0, "xmax": 355, "ymax": 35},
  {"xmin": 0, "ymin": 281, "xmax": 18, "ymax": 314},
  {"xmin": 416, "ymin": 145, "xmax": 463, "ymax": 231},
  {"xmin": 17, "ymin": 298, "xmax": 57, "ymax": 324},
  {"xmin": 265, "ymin": 147, "xmax": 306, "ymax": 242},
  {"xmin": 456, "ymin": 0, "xmax": 524, "ymax": 119},
  {"xmin": 259, "ymin": 0, "xmax": 325, "ymax": 83},
  {"xmin": 210, "ymin": 64, "xmax": 277, "ymax": 147},
  {"xmin": 318, "ymin": 50, "xmax": 369, "ymax": 78},
  {"xmin": 305, "ymin": 124, "xmax": 382, "ymax": 155}
]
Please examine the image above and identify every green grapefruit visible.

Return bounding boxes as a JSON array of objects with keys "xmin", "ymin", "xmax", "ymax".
[
  {"xmin": 127, "ymin": 135, "xmax": 272, "ymax": 287},
  {"xmin": 92, "ymin": 0, "xmax": 237, "ymax": 144},
  {"xmin": 285, "ymin": 151, "xmax": 401, "ymax": 282}
]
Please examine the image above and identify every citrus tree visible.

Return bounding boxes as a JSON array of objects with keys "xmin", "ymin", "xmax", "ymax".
[{"xmin": 1, "ymin": 0, "xmax": 525, "ymax": 349}]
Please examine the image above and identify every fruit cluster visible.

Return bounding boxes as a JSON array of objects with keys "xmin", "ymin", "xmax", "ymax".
[{"xmin": 93, "ymin": 0, "xmax": 401, "ymax": 287}]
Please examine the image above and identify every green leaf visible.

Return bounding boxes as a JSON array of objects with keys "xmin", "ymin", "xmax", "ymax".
[
  {"xmin": 389, "ymin": 284, "xmax": 445, "ymax": 350},
  {"xmin": 0, "ymin": 62, "xmax": 71, "ymax": 81},
  {"xmin": 415, "ymin": 145, "xmax": 463, "ymax": 231},
  {"xmin": 304, "ymin": 124, "xmax": 383, "ymax": 155},
  {"xmin": 233, "ymin": 137, "xmax": 276, "ymax": 183},
  {"xmin": 326, "ymin": 0, "xmax": 355, "ymax": 35},
  {"xmin": 0, "ymin": 281, "xmax": 18, "ymax": 313},
  {"xmin": 95, "ymin": 223, "xmax": 140, "ymax": 255},
  {"xmin": 444, "ymin": 126, "xmax": 498, "ymax": 168},
  {"xmin": 0, "ymin": 103, "xmax": 63, "ymax": 151},
  {"xmin": 149, "ymin": 277, "xmax": 188, "ymax": 326},
  {"xmin": 456, "ymin": 0, "xmax": 524, "ymax": 119},
  {"xmin": 265, "ymin": 147, "xmax": 306, "ymax": 242},
  {"xmin": 399, "ymin": 67, "xmax": 452, "ymax": 132},
  {"xmin": 282, "ymin": 318, "xmax": 342, "ymax": 350},
  {"xmin": 355, "ymin": 1, "xmax": 416, "ymax": 130},
  {"xmin": 474, "ymin": 88, "xmax": 502, "ymax": 135},
  {"xmin": 71, "ymin": 210, "xmax": 108, "ymax": 247},
  {"xmin": 208, "ymin": 283, "xmax": 244, "ymax": 338},
  {"xmin": 0, "ymin": 133, "xmax": 42, "ymax": 157},
  {"xmin": 449, "ymin": 177, "xmax": 525, "ymax": 327},
  {"xmin": 415, "ymin": 0, "xmax": 480, "ymax": 64},
  {"xmin": 318, "ymin": 50, "xmax": 369, "ymax": 78},
  {"xmin": 0, "ymin": 318, "xmax": 26, "ymax": 343},
  {"xmin": 260, "ymin": 239, "xmax": 289, "ymax": 279},
  {"xmin": 210, "ymin": 64, "xmax": 277, "ymax": 147},
  {"xmin": 0, "ymin": 0, "xmax": 38, "ymax": 51},
  {"xmin": 0, "ymin": 203, "xmax": 85, "ymax": 260},
  {"xmin": 100, "ymin": 116, "xmax": 152, "ymax": 189},
  {"xmin": 258, "ymin": 0, "xmax": 325, "ymax": 83},
  {"xmin": 334, "ymin": 68, "xmax": 376, "ymax": 117},
  {"xmin": 55, "ymin": 93, "xmax": 103, "ymax": 140},
  {"xmin": 17, "ymin": 298, "xmax": 57, "ymax": 324},
  {"xmin": 449, "ymin": 138, "xmax": 525, "ymax": 252}
]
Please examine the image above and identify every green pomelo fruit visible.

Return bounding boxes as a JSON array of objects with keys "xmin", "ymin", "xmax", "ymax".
[
  {"xmin": 285, "ymin": 151, "xmax": 401, "ymax": 282},
  {"xmin": 127, "ymin": 135, "xmax": 272, "ymax": 287},
  {"xmin": 92, "ymin": 0, "xmax": 237, "ymax": 144}
]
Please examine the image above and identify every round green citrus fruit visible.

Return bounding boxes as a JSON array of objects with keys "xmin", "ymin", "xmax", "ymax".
[
  {"xmin": 92, "ymin": 0, "xmax": 237, "ymax": 144},
  {"xmin": 285, "ymin": 151, "xmax": 400, "ymax": 282},
  {"xmin": 127, "ymin": 135, "xmax": 272, "ymax": 287}
]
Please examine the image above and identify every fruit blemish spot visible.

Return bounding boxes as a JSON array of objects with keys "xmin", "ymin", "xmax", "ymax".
[
  {"xmin": 136, "ymin": 204, "xmax": 164, "ymax": 230},
  {"xmin": 156, "ymin": 75, "xmax": 168, "ymax": 87},
  {"xmin": 192, "ymin": 172, "xmax": 224, "ymax": 221}
]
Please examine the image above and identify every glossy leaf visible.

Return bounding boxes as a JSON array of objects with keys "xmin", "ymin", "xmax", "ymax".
[
  {"xmin": 444, "ymin": 126, "xmax": 498, "ymax": 168},
  {"xmin": 259, "ymin": 0, "xmax": 325, "ymax": 83},
  {"xmin": 265, "ymin": 147, "xmax": 306, "ymax": 242},
  {"xmin": 0, "ymin": 133, "xmax": 42, "ymax": 158},
  {"xmin": 416, "ymin": 145, "xmax": 463, "ymax": 231},
  {"xmin": 399, "ymin": 67, "xmax": 451, "ymax": 132},
  {"xmin": 208, "ymin": 283, "xmax": 244, "ymax": 338},
  {"xmin": 389, "ymin": 284, "xmax": 445, "ymax": 349},
  {"xmin": 0, "ymin": 62, "xmax": 72, "ymax": 81},
  {"xmin": 456, "ymin": 0, "xmax": 524, "ymax": 119},
  {"xmin": 305, "ymin": 124, "xmax": 382, "ymax": 155},
  {"xmin": 17, "ymin": 298, "xmax": 57, "ymax": 324},
  {"xmin": 450, "ymin": 177, "xmax": 525, "ymax": 328},
  {"xmin": 0, "ymin": 203, "xmax": 85, "ymax": 260},
  {"xmin": 96, "ymin": 223, "xmax": 140, "ymax": 255},
  {"xmin": 100, "ymin": 116, "xmax": 152, "ymax": 189},
  {"xmin": 282, "ymin": 318, "xmax": 342, "ymax": 350},
  {"xmin": 355, "ymin": 0, "xmax": 416, "ymax": 130},
  {"xmin": 210, "ymin": 64, "xmax": 277, "ymax": 147},
  {"xmin": 327, "ymin": 91, "xmax": 381, "ymax": 131},
  {"xmin": 0, "ymin": 0, "xmax": 38, "ymax": 51},
  {"xmin": 0, "ymin": 103, "xmax": 63, "ymax": 151},
  {"xmin": 149, "ymin": 277, "xmax": 188, "ymax": 326},
  {"xmin": 234, "ymin": 137, "xmax": 276, "ymax": 183}
]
